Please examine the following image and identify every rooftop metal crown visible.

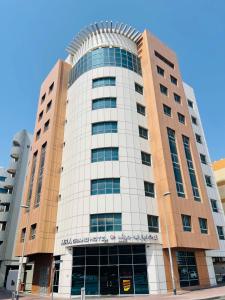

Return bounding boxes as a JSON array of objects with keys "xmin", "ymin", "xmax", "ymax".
[{"xmin": 66, "ymin": 21, "xmax": 142, "ymax": 55}]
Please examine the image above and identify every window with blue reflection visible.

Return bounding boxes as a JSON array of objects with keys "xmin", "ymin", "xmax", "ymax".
[
  {"xmin": 0, "ymin": 188, "xmax": 8, "ymax": 194},
  {"xmin": 68, "ymin": 47, "xmax": 142, "ymax": 87},
  {"xmin": 91, "ymin": 178, "xmax": 120, "ymax": 195},
  {"xmin": 0, "ymin": 176, "xmax": 6, "ymax": 182},
  {"xmin": 92, "ymin": 77, "xmax": 116, "ymax": 88},
  {"xmin": 92, "ymin": 98, "xmax": 116, "ymax": 110},
  {"xmin": 92, "ymin": 121, "xmax": 117, "ymax": 135},
  {"xmin": 91, "ymin": 147, "xmax": 119, "ymax": 163},
  {"xmin": 90, "ymin": 213, "xmax": 122, "ymax": 232}
]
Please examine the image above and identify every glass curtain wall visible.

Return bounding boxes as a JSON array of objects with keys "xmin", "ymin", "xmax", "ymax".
[{"xmin": 71, "ymin": 245, "xmax": 149, "ymax": 295}]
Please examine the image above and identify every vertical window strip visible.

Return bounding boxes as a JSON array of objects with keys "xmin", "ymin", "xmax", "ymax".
[
  {"xmin": 26, "ymin": 152, "xmax": 38, "ymax": 207},
  {"xmin": 182, "ymin": 136, "xmax": 200, "ymax": 201},
  {"xmin": 167, "ymin": 128, "xmax": 185, "ymax": 197},
  {"xmin": 34, "ymin": 143, "xmax": 47, "ymax": 207}
]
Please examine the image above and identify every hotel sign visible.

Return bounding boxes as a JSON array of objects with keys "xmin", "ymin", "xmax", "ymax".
[{"xmin": 61, "ymin": 233, "xmax": 158, "ymax": 246}]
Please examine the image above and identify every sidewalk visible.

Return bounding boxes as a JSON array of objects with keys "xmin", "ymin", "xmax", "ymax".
[{"xmin": 1, "ymin": 286, "xmax": 225, "ymax": 300}]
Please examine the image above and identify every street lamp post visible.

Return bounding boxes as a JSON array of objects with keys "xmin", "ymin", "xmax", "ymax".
[
  {"xmin": 163, "ymin": 192, "xmax": 176, "ymax": 295},
  {"xmin": 15, "ymin": 204, "xmax": 30, "ymax": 300}
]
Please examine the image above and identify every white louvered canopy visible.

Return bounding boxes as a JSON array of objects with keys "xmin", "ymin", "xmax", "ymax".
[{"xmin": 66, "ymin": 21, "xmax": 142, "ymax": 55}]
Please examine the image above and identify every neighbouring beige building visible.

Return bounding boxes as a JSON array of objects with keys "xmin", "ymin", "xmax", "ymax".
[{"xmin": 213, "ymin": 159, "xmax": 225, "ymax": 211}]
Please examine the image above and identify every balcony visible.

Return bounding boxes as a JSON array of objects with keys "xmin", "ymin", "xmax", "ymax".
[
  {"xmin": 4, "ymin": 176, "xmax": 14, "ymax": 189},
  {"xmin": 7, "ymin": 160, "xmax": 17, "ymax": 174},
  {"xmin": 10, "ymin": 145, "xmax": 20, "ymax": 160},
  {"xmin": 0, "ymin": 193, "xmax": 12, "ymax": 203}
]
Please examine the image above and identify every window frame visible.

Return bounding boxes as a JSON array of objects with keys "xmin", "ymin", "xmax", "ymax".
[
  {"xmin": 144, "ymin": 181, "xmax": 155, "ymax": 198},
  {"xmin": 136, "ymin": 103, "xmax": 146, "ymax": 116},
  {"xmin": 141, "ymin": 151, "xmax": 151, "ymax": 166},
  {"xmin": 181, "ymin": 214, "xmax": 192, "ymax": 232},
  {"xmin": 139, "ymin": 126, "xmax": 148, "ymax": 139},
  {"xmin": 135, "ymin": 82, "xmax": 143, "ymax": 95},
  {"xmin": 148, "ymin": 215, "xmax": 159, "ymax": 233},
  {"xmin": 199, "ymin": 218, "xmax": 208, "ymax": 234}
]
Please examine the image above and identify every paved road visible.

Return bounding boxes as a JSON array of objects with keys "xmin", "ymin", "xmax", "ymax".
[{"xmin": 1, "ymin": 286, "xmax": 225, "ymax": 300}]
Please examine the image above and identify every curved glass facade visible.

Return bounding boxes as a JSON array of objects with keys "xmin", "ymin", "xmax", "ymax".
[{"xmin": 68, "ymin": 47, "xmax": 142, "ymax": 87}]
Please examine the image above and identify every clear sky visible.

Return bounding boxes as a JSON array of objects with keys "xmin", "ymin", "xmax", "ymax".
[{"xmin": 0, "ymin": 0, "xmax": 224, "ymax": 167}]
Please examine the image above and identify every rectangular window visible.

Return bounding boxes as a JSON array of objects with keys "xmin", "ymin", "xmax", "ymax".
[
  {"xmin": 26, "ymin": 151, "xmax": 38, "ymax": 207},
  {"xmin": 200, "ymin": 154, "xmax": 207, "ymax": 164},
  {"xmin": 157, "ymin": 66, "xmax": 164, "ymax": 76},
  {"xmin": 30, "ymin": 224, "xmax": 37, "ymax": 239},
  {"xmin": 144, "ymin": 181, "xmax": 155, "ymax": 197},
  {"xmin": 90, "ymin": 213, "xmax": 121, "ymax": 232},
  {"xmin": 0, "ymin": 222, "xmax": 6, "ymax": 231},
  {"xmin": 46, "ymin": 100, "xmax": 52, "ymax": 112},
  {"xmin": 199, "ymin": 218, "xmax": 208, "ymax": 234},
  {"xmin": 0, "ymin": 203, "xmax": 9, "ymax": 212},
  {"xmin": 139, "ymin": 126, "xmax": 148, "ymax": 139},
  {"xmin": 217, "ymin": 226, "xmax": 225, "ymax": 240},
  {"xmin": 92, "ymin": 77, "xmax": 116, "ymax": 88},
  {"xmin": 167, "ymin": 128, "xmax": 185, "ymax": 197},
  {"xmin": 178, "ymin": 113, "xmax": 185, "ymax": 124},
  {"xmin": 92, "ymin": 121, "xmax": 117, "ymax": 135},
  {"xmin": 34, "ymin": 143, "xmax": 47, "ymax": 207},
  {"xmin": 174, "ymin": 93, "xmax": 181, "ymax": 103},
  {"xmin": 49, "ymin": 82, "xmax": 54, "ymax": 93},
  {"xmin": 210, "ymin": 199, "xmax": 218, "ymax": 213},
  {"xmin": 21, "ymin": 228, "xmax": 26, "ymax": 242},
  {"xmin": 160, "ymin": 84, "xmax": 168, "ymax": 95},
  {"xmin": 91, "ymin": 178, "xmax": 120, "ymax": 195},
  {"xmin": 38, "ymin": 111, "xmax": 43, "ymax": 121},
  {"xmin": 163, "ymin": 104, "xmax": 171, "ymax": 116},
  {"xmin": 36, "ymin": 129, "xmax": 41, "ymax": 141},
  {"xmin": 0, "ymin": 188, "xmax": 9, "ymax": 194},
  {"xmin": 41, "ymin": 93, "xmax": 46, "ymax": 103},
  {"xmin": 154, "ymin": 51, "xmax": 174, "ymax": 69},
  {"xmin": 0, "ymin": 176, "xmax": 6, "ymax": 182},
  {"xmin": 44, "ymin": 120, "xmax": 50, "ymax": 132},
  {"xmin": 191, "ymin": 116, "xmax": 197, "ymax": 125},
  {"xmin": 195, "ymin": 134, "xmax": 202, "ymax": 144},
  {"xmin": 181, "ymin": 215, "xmax": 191, "ymax": 232},
  {"xmin": 91, "ymin": 147, "xmax": 119, "ymax": 163},
  {"xmin": 135, "ymin": 83, "xmax": 143, "ymax": 95},
  {"xmin": 170, "ymin": 75, "xmax": 177, "ymax": 85},
  {"xmin": 205, "ymin": 175, "xmax": 212, "ymax": 187},
  {"xmin": 92, "ymin": 97, "xmax": 116, "ymax": 110},
  {"xmin": 136, "ymin": 103, "xmax": 146, "ymax": 115},
  {"xmin": 141, "ymin": 152, "xmax": 151, "ymax": 166},
  {"xmin": 188, "ymin": 99, "xmax": 193, "ymax": 108},
  {"xmin": 183, "ymin": 135, "xmax": 200, "ymax": 201},
  {"xmin": 148, "ymin": 215, "xmax": 159, "ymax": 232}
]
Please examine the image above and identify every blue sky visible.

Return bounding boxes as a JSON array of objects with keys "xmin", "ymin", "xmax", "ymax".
[{"xmin": 0, "ymin": 0, "xmax": 224, "ymax": 167}]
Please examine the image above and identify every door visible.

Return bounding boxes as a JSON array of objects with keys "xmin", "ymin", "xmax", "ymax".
[
  {"xmin": 39, "ymin": 266, "xmax": 49, "ymax": 294},
  {"xmin": 100, "ymin": 266, "xmax": 119, "ymax": 295}
]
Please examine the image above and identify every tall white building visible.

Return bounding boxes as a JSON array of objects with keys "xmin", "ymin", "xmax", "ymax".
[
  {"xmin": 16, "ymin": 22, "xmax": 225, "ymax": 297},
  {"xmin": 0, "ymin": 130, "xmax": 32, "ymax": 287}
]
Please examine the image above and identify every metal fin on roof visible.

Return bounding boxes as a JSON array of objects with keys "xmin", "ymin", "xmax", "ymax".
[{"xmin": 66, "ymin": 21, "xmax": 141, "ymax": 55}]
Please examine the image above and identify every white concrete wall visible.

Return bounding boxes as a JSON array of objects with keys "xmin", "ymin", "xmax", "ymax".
[
  {"xmin": 183, "ymin": 82, "xmax": 225, "ymax": 284},
  {"xmin": 54, "ymin": 32, "xmax": 166, "ymax": 296}
]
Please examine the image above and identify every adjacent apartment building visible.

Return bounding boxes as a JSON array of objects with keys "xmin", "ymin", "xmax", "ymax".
[
  {"xmin": 213, "ymin": 159, "xmax": 225, "ymax": 212},
  {"xmin": 15, "ymin": 22, "xmax": 225, "ymax": 297},
  {"xmin": 0, "ymin": 130, "xmax": 32, "ymax": 287}
]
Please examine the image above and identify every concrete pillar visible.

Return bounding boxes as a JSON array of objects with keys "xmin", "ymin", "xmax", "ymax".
[
  {"xmin": 146, "ymin": 244, "xmax": 167, "ymax": 294},
  {"xmin": 57, "ymin": 247, "xmax": 73, "ymax": 298},
  {"xmin": 205, "ymin": 256, "xmax": 217, "ymax": 286}
]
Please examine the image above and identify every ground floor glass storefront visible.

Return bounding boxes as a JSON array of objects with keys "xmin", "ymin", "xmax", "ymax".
[
  {"xmin": 176, "ymin": 251, "xmax": 199, "ymax": 287},
  {"xmin": 71, "ymin": 244, "xmax": 149, "ymax": 295}
]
